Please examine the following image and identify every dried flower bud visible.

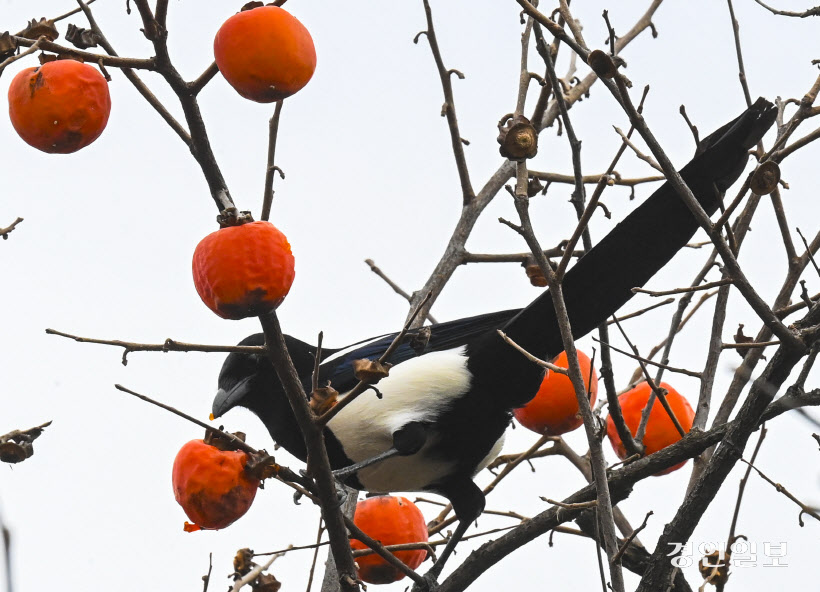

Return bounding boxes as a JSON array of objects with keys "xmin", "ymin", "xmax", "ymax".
[
  {"xmin": 498, "ymin": 114, "xmax": 538, "ymax": 161},
  {"xmin": 698, "ymin": 550, "xmax": 731, "ymax": 587},
  {"xmin": 750, "ymin": 161, "xmax": 780, "ymax": 195},
  {"xmin": 408, "ymin": 326, "xmax": 432, "ymax": 354},
  {"xmin": 245, "ymin": 451, "xmax": 280, "ymax": 481},
  {"xmin": 234, "ymin": 548, "xmax": 255, "ymax": 576},
  {"xmin": 523, "ymin": 257, "xmax": 548, "ymax": 287},
  {"xmin": 310, "ymin": 384, "xmax": 339, "ymax": 414},
  {"xmin": 588, "ymin": 49, "xmax": 617, "ymax": 79},
  {"xmin": 203, "ymin": 428, "xmax": 246, "ymax": 451},
  {"xmin": 352, "ymin": 359, "xmax": 391, "ymax": 384},
  {"xmin": 217, "ymin": 207, "xmax": 255, "ymax": 228},
  {"xmin": 20, "ymin": 18, "xmax": 59, "ymax": 42}
]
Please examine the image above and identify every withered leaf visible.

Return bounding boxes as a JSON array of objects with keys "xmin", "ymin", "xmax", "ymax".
[
  {"xmin": 20, "ymin": 18, "xmax": 59, "ymax": 42},
  {"xmin": 65, "ymin": 24, "xmax": 100, "ymax": 49},
  {"xmin": 0, "ymin": 420, "xmax": 51, "ymax": 464},
  {"xmin": 0, "ymin": 32, "xmax": 18, "ymax": 60},
  {"xmin": 352, "ymin": 359, "xmax": 392, "ymax": 384},
  {"xmin": 698, "ymin": 550, "xmax": 731, "ymax": 587},
  {"xmin": 0, "ymin": 441, "xmax": 32, "ymax": 464},
  {"xmin": 253, "ymin": 573, "xmax": 282, "ymax": 592},
  {"xmin": 733, "ymin": 324, "xmax": 754, "ymax": 359}
]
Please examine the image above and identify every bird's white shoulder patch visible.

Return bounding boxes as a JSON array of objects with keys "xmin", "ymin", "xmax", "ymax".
[{"xmin": 327, "ymin": 346, "xmax": 472, "ymax": 491}]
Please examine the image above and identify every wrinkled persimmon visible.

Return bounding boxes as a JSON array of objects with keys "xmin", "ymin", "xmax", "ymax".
[
  {"xmin": 192, "ymin": 220, "xmax": 295, "ymax": 320},
  {"xmin": 172, "ymin": 438, "xmax": 259, "ymax": 530},
  {"xmin": 514, "ymin": 350, "xmax": 598, "ymax": 436},
  {"xmin": 214, "ymin": 6, "xmax": 316, "ymax": 103},
  {"xmin": 606, "ymin": 381, "xmax": 695, "ymax": 475},
  {"xmin": 351, "ymin": 496, "xmax": 428, "ymax": 584},
  {"xmin": 8, "ymin": 59, "xmax": 111, "ymax": 154}
]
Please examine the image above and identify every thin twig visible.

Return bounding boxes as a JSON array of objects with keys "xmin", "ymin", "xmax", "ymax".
[
  {"xmin": 632, "ymin": 279, "xmax": 732, "ymax": 297},
  {"xmin": 0, "ymin": 218, "xmax": 23, "ymax": 240},
  {"xmin": 364, "ymin": 259, "xmax": 438, "ymax": 324},
  {"xmin": 727, "ymin": 426, "xmax": 767, "ymax": 544},
  {"xmin": 611, "ymin": 511, "xmax": 652, "ymax": 565},
  {"xmin": 593, "ymin": 337, "xmax": 702, "ymax": 378},
  {"xmin": 740, "ymin": 457, "xmax": 820, "ymax": 526},
  {"xmin": 261, "ymin": 101, "xmax": 285, "ymax": 221},
  {"xmin": 418, "ymin": 0, "xmax": 474, "ymax": 204},
  {"xmin": 46, "ymin": 328, "xmax": 265, "ymax": 365}
]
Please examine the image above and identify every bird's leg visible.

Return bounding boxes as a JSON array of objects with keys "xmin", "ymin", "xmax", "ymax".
[
  {"xmin": 413, "ymin": 480, "xmax": 485, "ymax": 591},
  {"xmin": 331, "ymin": 422, "xmax": 427, "ymax": 480}
]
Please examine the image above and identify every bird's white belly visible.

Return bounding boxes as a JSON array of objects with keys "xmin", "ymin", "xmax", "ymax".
[{"xmin": 327, "ymin": 347, "xmax": 476, "ymax": 492}]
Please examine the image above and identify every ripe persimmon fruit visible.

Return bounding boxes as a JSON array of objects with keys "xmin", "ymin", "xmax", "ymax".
[
  {"xmin": 8, "ymin": 59, "xmax": 111, "ymax": 153},
  {"xmin": 351, "ymin": 496, "xmax": 428, "ymax": 584},
  {"xmin": 606, "ymin": 381, "xmax": 695, "ymax": 475},
  {"xmin": 214, "ymin": 6, "xmax": 316, "ymax": 103},
  {"xmin": 172, "ymin": 437, "xmax": 259, "ymax": 530},
  {"xmin": 192, "ymin": 220, "xmax": 295, "ymax": 320},
  {"xmin": 514, "ymin": 350, "xmax": 598, "ymax": 436}
]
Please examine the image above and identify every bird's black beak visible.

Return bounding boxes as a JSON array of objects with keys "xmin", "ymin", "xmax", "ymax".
[{"xmin": 212, "ymin": 375, "xmax": 254, "ymax": 419}]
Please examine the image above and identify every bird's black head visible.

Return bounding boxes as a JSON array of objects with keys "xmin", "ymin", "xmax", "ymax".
[
  {"xmin": 212, "ymin": 334, "xmax": 320, "ymax": 462},
  {"xmin": 212, "ymin": 333, "xmax": 273, "ymax": 421}
]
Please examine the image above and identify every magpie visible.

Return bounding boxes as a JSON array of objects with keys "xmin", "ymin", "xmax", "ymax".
[{"xmin": 213, "ymin": 98, "xmax": 776, "ymax": 576}]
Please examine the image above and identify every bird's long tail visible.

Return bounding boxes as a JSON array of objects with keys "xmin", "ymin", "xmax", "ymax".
[{"xmin": 484, "ymin": 98, "xmax": 777, "ymax": 405}]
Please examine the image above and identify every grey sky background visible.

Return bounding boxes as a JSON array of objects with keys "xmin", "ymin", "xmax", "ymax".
[{"xmin": 1, "ymin": 0, "xmax": 818, "ymax": 590}]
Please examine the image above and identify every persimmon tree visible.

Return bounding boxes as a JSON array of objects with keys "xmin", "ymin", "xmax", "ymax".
[{"xmin": 2, "ymin": 1, "xmax": 820, "ymax": 592}]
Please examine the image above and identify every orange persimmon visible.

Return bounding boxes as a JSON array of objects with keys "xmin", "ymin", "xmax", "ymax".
[
  {"xmin": 192, "ymin": 220, "xmax": 295, "ymax": 320},
  {"xmin": 214, "ymin": 5, "xmax": 316, "ymax": 103},
  {"xmin": 351, "ymin": 496, "xmax": 428, "ymax": 584},
  {"xmin": 514, "ymin": 350, "xmax": 598, "ymax": 436},
  {"xmin": 172, "ymin": 438, "xmax": 259, "ymax": 530},
  {"xmin": 606, "ymin": 381, "xmax": 695, "ymax": 475},
  {"xmin": 8, "ymin": 59, "xmax": 111, "ymax": 153}
]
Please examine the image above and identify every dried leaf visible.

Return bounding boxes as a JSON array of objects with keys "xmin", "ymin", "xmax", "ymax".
[
  {"xmin": 0, "ymin": 421, "xmax": 51, "ymax": 464},
  {"xmin": 733, "ymin": 324, "xmax": 754, "ymax": 359},
  {"xmin": 0, "ymin": 32, "xmax": 18, "ymax": 60},
  {"xmin": 0, "ymin": 441, "xmax": 32, "ymax": 463},
  {"xmin": 352, "ymin": 359, "xmax": 392, "ymax": 384},
  {"xmin": 253, "ymin": 573, "xmax": 282, "ymax": 592},
  {"xmin": 19, "ymin": 18, "xmax": 59, "ymax": 42},
  {"xmin": 65, "ymin": 24, "xmax": 100, "ymax": 49},
  {"xmin": 242, "ymin": 2, "xmax": 265, "ymax": 11}
]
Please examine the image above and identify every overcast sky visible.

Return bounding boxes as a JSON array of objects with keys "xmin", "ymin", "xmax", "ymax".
[{"xmin": 1, "ymin": 1, "xmax": 819, "ymax": 591}]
